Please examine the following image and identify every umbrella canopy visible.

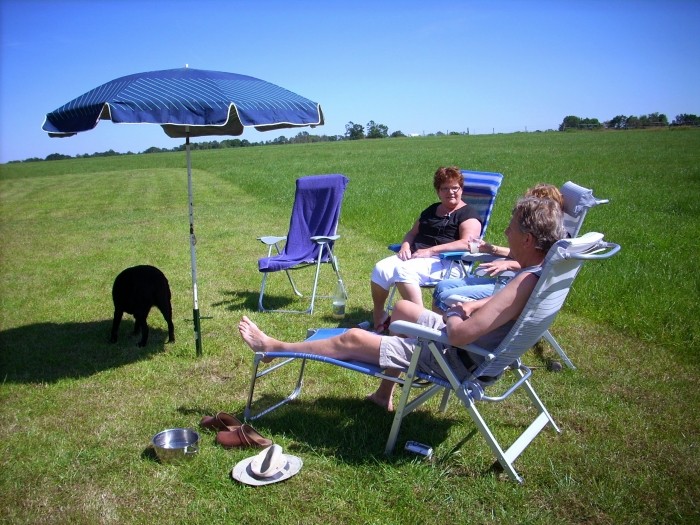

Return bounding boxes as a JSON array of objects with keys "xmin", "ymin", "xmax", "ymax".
[
  {"xmin": 43, "ymin": 67, "xmax": 324, "ymax": 137},
  {"xmin": 42, "ymin": 67, "xmax": 324, "ymax": 355}
]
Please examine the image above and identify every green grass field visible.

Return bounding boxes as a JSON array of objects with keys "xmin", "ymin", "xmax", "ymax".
[{"xmin": 1, "ymin": 130, "xmax": 698, "ymax": 524}]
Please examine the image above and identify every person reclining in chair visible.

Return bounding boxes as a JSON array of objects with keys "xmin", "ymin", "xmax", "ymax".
[
  {"xmin": 432, "ymin": 183, "xmax": 565, "ymax": 312},
  {"xmin": 239, "ymin": 196, "xmax": 565, "ymax": 412}
]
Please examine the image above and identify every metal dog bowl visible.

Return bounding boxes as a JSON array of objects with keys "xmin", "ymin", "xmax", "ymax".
[{"xmin": 151, "ymin": 428, "xmax": 199, "ymax": 463}]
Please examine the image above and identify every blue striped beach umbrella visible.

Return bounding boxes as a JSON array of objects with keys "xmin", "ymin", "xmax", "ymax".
[{"xmin": 42, "ymin": 67, "xmax": 324, "ymax": 355}]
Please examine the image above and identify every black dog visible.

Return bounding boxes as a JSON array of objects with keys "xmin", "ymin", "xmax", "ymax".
[{"xmin": 110, "ymin": 265, "xmax": 175, "ymax": 347}]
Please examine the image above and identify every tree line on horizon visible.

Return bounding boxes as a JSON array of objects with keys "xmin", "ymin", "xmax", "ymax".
[
  {"xmin": 11, "ymin": 113, "xmax": 700, "ymax": 164},
  {"xmin": 559, "ymin": 112, "xmax": 699, "ymax": 131}
]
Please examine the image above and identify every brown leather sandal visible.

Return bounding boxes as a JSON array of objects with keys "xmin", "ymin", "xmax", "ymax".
[
  {"xmin": 199, "ymin": 412, "xmax": 243, "ymax": 431},
  {"xmin": 216, "ymin": 424, "xmax": 273, "ymax": 449}
]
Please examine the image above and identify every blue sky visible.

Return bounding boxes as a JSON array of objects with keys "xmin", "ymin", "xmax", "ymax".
[{"xmin": 1, "ymin": 0, "xmax": 699, "ymax": 163}]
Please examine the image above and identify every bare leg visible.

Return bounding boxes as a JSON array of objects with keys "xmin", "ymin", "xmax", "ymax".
[
  {"xmin": 367, "ymin": 368, "xmax": 400, "ymax": 411},
  {"xmin": 371, "ymin": 281, "xmax": 390, "ymax": 329},
  {"xmin": 396, "ymin": 282, "xmax": 424, "ymax": 307},
  {"xmin": 368, "ymin": 299, "xmax": 428, "ymax": 411},
  {"xmin": 391, "ymin": 299, "xmax": 426, "ymax": 325},
  {"xmin": 239, "ymin": 316, "xmax": 383, "ymax": 363}
]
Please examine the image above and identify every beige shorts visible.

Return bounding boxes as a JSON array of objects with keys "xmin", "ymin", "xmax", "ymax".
[{"xmin": 379, "ymin": 310, "xmax": 473, "ymax": 381}]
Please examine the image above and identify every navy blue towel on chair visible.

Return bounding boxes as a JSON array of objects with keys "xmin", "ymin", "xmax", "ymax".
[{"xmin": 256, "ymin": 174, "xmax": 349, "ymax": 314}]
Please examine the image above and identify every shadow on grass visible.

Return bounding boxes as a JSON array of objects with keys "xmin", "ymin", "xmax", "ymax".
[
  {"xmin": 213, "ymin": 290, "xmax": 375, "ymax": 327},
  {"xmin": 243, "ymin": 395, "xmax": 457, "ymax": 465},
  {"xmin": 214, "ymin": 290, "xmax": 348, "ymax": 314},
  {"xmin": 213, "ymin": 290, "xmax": 280, "ymax": 312},
  {"xmin": 0, "ymin": 319, "xmax": 167, "ymax": 384}
]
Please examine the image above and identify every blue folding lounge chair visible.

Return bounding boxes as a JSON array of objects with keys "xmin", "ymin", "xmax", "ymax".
[
  {"xmin": 384, "ymin": 170, "xmax": 504, "ymax": 315},
  {"xmin": 244, "ymin": 233, "xmax": 620, "ymax": 482},
  {"xmin": 441, "ymin": 180, "xmax": 610, "ymax": 369},
  {"xmin": 257, "ymin": 174, "xmax": 349, "ymax": 314}
]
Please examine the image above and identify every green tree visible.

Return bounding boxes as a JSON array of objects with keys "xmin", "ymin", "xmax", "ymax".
[
  {"xmin": 606, "ymin": 115, "xmax": 628, "ymax": 129},
  {"xmin": 45, "ymin": 153, "xmax": 72, "ymax": 161},
  {"xmin": 626, "ymin": 116, "xmax": 640, "ymax": 129},
  {"xmin": 672, "ymin": 114, "xmax": 700, "ymax": 126},
  {"xmin": 645, "ymin": 112, "xmax": 668, "ymax": 127},
  {"xmin": 559, "ymin": 115, "xmax": 581, "ymax": 131},
  {"xmin": 345, "ymin": 121, "xmax": 365, "ymax": 140},
  {"xmin": 580, "ymin": 118, "xmax": 603, "ymax": 130},
  {"xmin": 366, "ymin": 120, "xmax": 388, "ymax": 139}
]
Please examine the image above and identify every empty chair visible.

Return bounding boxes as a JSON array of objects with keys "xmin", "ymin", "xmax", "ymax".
[{"xmin": 257, "ymin": 174, "xmax": 349, "ymax": 314}]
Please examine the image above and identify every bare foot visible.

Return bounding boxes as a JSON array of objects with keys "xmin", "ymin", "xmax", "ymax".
[
  {"xmin": 366, "ymin": 392, "xmax": 394, "ymax": 412},
  {"xmin": 238, "ymin": 316, "xmax": 277, "ymax": 355}
]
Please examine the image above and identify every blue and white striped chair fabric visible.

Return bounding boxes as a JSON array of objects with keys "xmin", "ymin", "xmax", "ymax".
[{"xmin": 459, "ymin": 169, "xmax": 504, "ymax": 237}]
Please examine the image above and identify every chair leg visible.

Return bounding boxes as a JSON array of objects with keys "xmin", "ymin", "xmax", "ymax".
[
  {"xmin": 463, "ymin": 396, "xmax": 524, "ymax": 483},
  {"xmin": 259, "ymin": 243, "xmax": 343, "ymax": 315},
  {"xmin": 542, "ymin": 329, "xmax": 576, "ymax": 369},
  {"xmin": 384, "ymin": 284, "xmax": 398, "ymax": 318},
  {"xmin": 306, "ymin": 248, "xmax": 326, "ymax": 315},
  {"xmin": 285, "ymin": 269, "xmax": 304, "ymax": 297},
  {"xmin": 384, "ymin": 341, "xmax": 445, "ymax": 455},
  {"xmin": 244, "ymin": 354, "xmax": 308, "ymax": 420},
  {"xmin": 330, "ymin": 252, "xmax": 346, "ymax": 295},
  {"xmin": 258, "ymin": 270, "xmax": 304, "ymax": 312}
]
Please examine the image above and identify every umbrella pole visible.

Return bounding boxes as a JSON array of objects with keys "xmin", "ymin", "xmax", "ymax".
[{"xmin": 186, "ymin": 132, "xmax": 203, "ymax": 356}]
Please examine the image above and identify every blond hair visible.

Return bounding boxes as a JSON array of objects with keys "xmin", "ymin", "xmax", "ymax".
[{"xmin": 526, "ymin": 184, "xmax": 564, "ymax": 209}]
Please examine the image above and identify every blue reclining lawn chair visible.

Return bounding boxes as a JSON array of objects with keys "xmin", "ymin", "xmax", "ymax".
[
  {"xmin": 384, "ymin": 170, "xmax": 504, "ymax": 316},
  {"xmin": 244, "ymin": 233, "xmax": 620, "ymax": 482},
  {"xmin": 440, "ymin": 180, "xmax": 610, "ymax": 368},
  {"xmin": 257, "ymin": 174, "xmax": 349, "ymax": 314}
]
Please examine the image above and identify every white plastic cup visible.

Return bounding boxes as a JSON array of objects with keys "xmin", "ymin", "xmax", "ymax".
[{"xmin": 469, "ymin": 239, "xmax": 481, "ymax": 254}]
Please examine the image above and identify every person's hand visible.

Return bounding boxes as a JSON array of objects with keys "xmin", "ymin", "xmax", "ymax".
[
  {"xmin": 411, "ymin": 247, "xmax": 433, "ymax": 258},
  {"xmin": 478, "ymin": 259, "xmax": 516, "ymax": 276},
  {"xmin": 480, "ymin": 240, "xmax": 498, "ymax": 254},
  {"xmin": 397, "ymin": 243, "xmax": 412, "ymax": 261},
  {"xmin": 444, "ymin": 301, "xmax": 475, "ymax": 321}
]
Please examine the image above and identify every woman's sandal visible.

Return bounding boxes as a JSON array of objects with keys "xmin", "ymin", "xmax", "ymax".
[
  {"xmin": 216, "ymin": 424, "xmax": 273, "ymax": 449},
  {"xmin": 374, "ymin": 315, "xmax": 391, "ymax": 334},
  {"xmin": 199, "ymin": 412, "xmax": 243, "ymax": 432}
]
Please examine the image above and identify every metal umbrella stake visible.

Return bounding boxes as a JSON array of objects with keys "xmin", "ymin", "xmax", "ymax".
[{"xmin": 42, "ymin": 67, "xmax": 324, "ymax": 356}]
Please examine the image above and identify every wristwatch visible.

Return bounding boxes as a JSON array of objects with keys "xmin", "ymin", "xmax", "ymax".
[{"xmin": 445, "ymin": 311, "xmax": 463, "ymax": 320}]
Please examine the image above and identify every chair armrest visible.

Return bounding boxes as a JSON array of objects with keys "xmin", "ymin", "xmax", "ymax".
[
  {"xmin": 444, "ymin": 294, "xmax": 476, "ymax": 306},
  {"xmin": 439, "ymin": 251, "xmax": 467, "ymax": 261},
  {"xmin": 390, "ymin": 319, "xmax": 446, "ymax": 342},
  {"xmin": 387, "ymin": 243, "xmax": 401, "ymax": 252},
  {"xmin": 310, "ymin": 235, "xmax": 340, "ymax": 244},
  {"xmin": 258, "ymin": 236, "xmax": 287, "ymax": 245},
  {"xmin": 567, "ymin": 241, "xmax": 621, "ymax": 260},
  {"xmin": 389, "ymin": 320, "xmax": 495, "ymax": 359},
  {"xmin": 439, "ymin": 252, "xmax": 501, "ymax": 264}
]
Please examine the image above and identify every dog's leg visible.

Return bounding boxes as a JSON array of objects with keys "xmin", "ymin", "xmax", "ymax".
[
  {"xmin": 133, "ymin": 308, "xmax": 150, "ymax": 347},
  {"xmin": 139, "ymin": 317, "xmax": 148, "ymax": 348},
  {"xmin": 110, "ymin": 310, "xmax": 123, "ymax": 343},
  {"xmin": 157, "ymin": 303, "xmax": 175, "ymax": 344}
]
